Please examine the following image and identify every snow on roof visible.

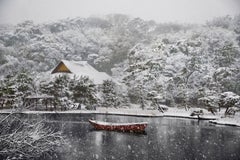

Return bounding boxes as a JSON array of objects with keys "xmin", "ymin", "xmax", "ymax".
[{"xmin": 52, "ymin": 60, "xmax": 112, "ymax": 84}]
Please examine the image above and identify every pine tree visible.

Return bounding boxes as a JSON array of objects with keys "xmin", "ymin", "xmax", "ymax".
[
  {"xmin": 53, "ymin": 75, "xmax": 70, "ymax": 98},
  {"xmin": 40, "ymin": 75, "xmax": 71, "ymax": 109},
  {"xmin": 70, "ymin": 76, "xmax": 98, "ymax": 109},
  {"xmin": 0, "ymin": 74, "xmax": 16, "ymax": 96},
  {"xmin": 15, "ymin": 71, "xmax": 33, "ymax": 97},
  {"xmin": 0, "ymin": 71, "xmax": 34, "ymax": 109},
  {"xmin": 0, "ymin": 74, "xmax": 17, "ymax": 108},
  {"xmin": 101, "ymin": 80, "xmax": 119, "ymax": 108}
]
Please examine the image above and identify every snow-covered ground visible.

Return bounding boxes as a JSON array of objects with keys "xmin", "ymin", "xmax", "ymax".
[
  {"xmin": 209, "ymin": 117, "xmax": 240, "ymax": 127},
  {"xmin": 0, "ymin": 105, "xmax": 239, "ymax": 127}
]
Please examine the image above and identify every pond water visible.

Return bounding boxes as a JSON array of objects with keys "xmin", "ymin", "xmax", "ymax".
[{"xmin": 23, "ymin": 113, "xmax": 240, "ymax": 160}]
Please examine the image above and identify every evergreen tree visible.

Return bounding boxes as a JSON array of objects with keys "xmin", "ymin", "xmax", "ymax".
[
  {"xmin": 101, "ymin": 80, "xmax": 119, "ymax": 108},
  {"xmin": 70, "ymin": 76, "xmax": 98, "ymax": 109},
  {"xmin": 40, "ymin": 75, "xmax": 71, "ymax": 109},
  {"xmin": 40, "ymin": 81, "xmax": 55, "ymax": 96},
  {"xmin": 15, "ymin": 71, "xmax": 33, "ymax": 97},
  {"xmin": 0, "ymin": 74, "xmax": 17, "ymax": 108},
  {"xmin": 53, "ymin": 75, "xmax": 70, "ymax": 98},
  {"xmin": 0, "ymin": 71, "xmax": 34, "ymax": 109},
  {"xmin": 0, "ymin": 74, "xmax": 16, "ymax": 96}
]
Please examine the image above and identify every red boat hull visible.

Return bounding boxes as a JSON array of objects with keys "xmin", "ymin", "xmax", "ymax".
[{"xmin": 89, "ymin": 119, "xmax": 147, "ymax": 133}]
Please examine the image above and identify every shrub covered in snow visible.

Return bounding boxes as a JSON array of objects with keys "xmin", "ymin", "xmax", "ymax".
[
  {"xmin": 218, "ymin": 92, "xmax": 240, "ymax": 115},
  {"xmin": 198, "ymin": 92, "xmax": 240, "ymax": 116},
  {"xmin": 0, "ymin": 114, "xmax": 65, "ymax": 160},
  {"xmin": 198, "ymin": 95, "xmax": 220, "ymax": 115}
]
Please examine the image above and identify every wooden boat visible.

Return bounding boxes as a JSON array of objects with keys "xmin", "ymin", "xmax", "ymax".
[{"xmin": 89, "ymin": 119, "xmax": 148, "ymax": 132}]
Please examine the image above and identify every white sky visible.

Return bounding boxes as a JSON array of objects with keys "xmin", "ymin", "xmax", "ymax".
[{"xmin": 0, "ymin": 0, "xmax": 239, "ymax": 24}]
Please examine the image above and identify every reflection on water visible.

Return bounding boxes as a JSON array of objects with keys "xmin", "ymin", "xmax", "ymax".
[{"xmin": 19, "ymin": 114, "xmax": 240, "ymax": 160}]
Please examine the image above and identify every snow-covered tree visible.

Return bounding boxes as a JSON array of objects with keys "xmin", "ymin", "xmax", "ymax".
[
  {"xmin": 15, "ymin": 71, "xmax": 34, "ymax": 97},
  {"xmin": 69, "ymin": 76, "xmax": 98, "ymax": 109},
  {"xmin": 0, "ymin": 71, "xmax": 34, "ymax": 109},
  {"xmin": 0, "ymin": 114, "xmax": 65, "ymax": 160},
  {"xmin": 101, "ymin": 80, "xmax": 120, "ymax": 108},
  {"xmin": 1, "ymin": 14, "xmax": 240, "ymax": 110},
  {"xmin": 218, "ymin": 92, "xmax": 240, "ymax": 116},
  {"xmin": 0, "ymin": 74, "xmax": 16, "ymax": 96},
  {"xmin": 199, "ymin": 92, "xmax": 240, "ymax": 116},
  {"xmin": 40, "ymin": 75, "xmax": 71, "ymax": 110},
  {"xmin": 198, "ymin": 95, "xmax": 219, "ymax": 115}
]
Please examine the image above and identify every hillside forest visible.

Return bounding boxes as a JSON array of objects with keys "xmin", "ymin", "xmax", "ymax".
[{"xmin": 0, "ymin": 14, "xmax": 240, "ymax": 111}]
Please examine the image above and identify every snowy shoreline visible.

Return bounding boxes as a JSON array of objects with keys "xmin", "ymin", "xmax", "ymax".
[
  {"xmin": 1, "ymin": 107, "xmax": 239, "ymax": 127},
  {"xmin": 209, "ymin": 118, "xmax": 240, "ymax": 127}
]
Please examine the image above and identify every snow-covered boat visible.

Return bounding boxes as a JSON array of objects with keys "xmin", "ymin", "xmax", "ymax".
[{"xmin": 88, "ymin": 119, "xmax": 148, "ymax": 132}]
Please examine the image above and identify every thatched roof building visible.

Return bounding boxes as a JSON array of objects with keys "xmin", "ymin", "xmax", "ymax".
[{"xmin": 51, "ymin": 60, "xmax": 112, "ymax": 84}]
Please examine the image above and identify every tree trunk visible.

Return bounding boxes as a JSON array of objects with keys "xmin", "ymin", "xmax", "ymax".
[
  {"xmin": 157, "ymin": 104, "xmax": 164, "ymax": 113},
  {"xmin": 225, "ymin": 107, "xmax": 229, "ymax": 116}
]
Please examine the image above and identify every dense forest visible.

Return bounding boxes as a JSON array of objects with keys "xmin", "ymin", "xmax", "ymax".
[{"xmin": 0, "ymin": 14, "xmax": 240, "ymax": 109}]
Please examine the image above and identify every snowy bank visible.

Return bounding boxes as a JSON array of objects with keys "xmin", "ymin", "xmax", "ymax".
[
  {"xmin": 1, "ymin": 107, "xmax": 240, "ymax": 127},
  {"xmin": 0, "ymin": 106, "xmax": 217, "ymax": 119},
  {"xmin": 209, "ymin": 116, "xmax": 240, "ymax": 127},
  {"xmin": 163, "ymin": 108, "xmax": 218, "ymax": 120}
]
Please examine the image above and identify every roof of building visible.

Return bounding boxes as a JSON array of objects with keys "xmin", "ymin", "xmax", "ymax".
[{"xmin": 51, "ymin": 60, "xmax": 112, "ymax": 84}]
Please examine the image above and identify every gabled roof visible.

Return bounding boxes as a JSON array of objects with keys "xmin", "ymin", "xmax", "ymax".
[{"xmin": 51, "ymin": 60, "xmax": 112, "ymax": 84}]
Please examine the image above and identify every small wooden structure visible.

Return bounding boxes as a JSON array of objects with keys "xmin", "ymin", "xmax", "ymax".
[{"xmin": 23, "ymin": 95, "xmax": 56, "ymax": 111}]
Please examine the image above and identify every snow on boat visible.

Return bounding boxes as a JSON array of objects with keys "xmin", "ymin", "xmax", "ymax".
[{"xmin": 89, "ymin": 119, "xmax": 148, "ymax": 132}]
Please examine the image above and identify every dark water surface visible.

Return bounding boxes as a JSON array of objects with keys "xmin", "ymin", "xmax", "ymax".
[{"xmin": 22, "ymin": 113, "xmax": 240, "ymax": 160}]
